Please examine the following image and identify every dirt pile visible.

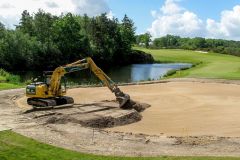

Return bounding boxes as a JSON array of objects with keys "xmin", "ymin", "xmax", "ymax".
[
  {"xmin": 24, "ymin": 101, "xmax": 150, "ymax": 128},
  {"xmin": 123, "ymin": 99, "xmax": 151, "ymax": 112},
  {"xmin": 174, "ymin": 136, "xmax": 223, "ymax": 146}
]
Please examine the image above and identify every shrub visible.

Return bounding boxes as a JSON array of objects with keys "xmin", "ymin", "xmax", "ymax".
[
  {"xmin": 0, "ymin": 68, "xmax": 21, "ymax": 84},
  {"xmin": 0, "ymin": 68, "xmax": 9, "ymax": 77}
]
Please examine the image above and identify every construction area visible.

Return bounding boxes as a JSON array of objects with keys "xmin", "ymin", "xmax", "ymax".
[{"xmin": 1, "ymin": 78, "xmax": 240, "ymax": 156}]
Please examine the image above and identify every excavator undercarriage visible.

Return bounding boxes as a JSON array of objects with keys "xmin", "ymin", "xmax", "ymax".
[{"xmin": 27, "ymin": 96, "xmax": 74, "ymax": 108}]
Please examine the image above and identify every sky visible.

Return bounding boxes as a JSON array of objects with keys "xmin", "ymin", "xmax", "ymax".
[{"xmin": 0, "ymin": 0, "xmax": 240, "ymax": 40}]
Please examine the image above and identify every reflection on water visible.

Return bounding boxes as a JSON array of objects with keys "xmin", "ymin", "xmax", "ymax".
[
  {"xmin": 130, "ymin": 63, "xmax": 192, "ymax": 82},
  {"xmin": 15, "ymin": 63, "xmax": 192, "ymax": 84}
]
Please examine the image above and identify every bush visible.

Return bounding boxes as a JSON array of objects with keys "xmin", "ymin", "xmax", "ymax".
[
  {"xmin": 24, "ymin": 79, "xmax": 32, "ymax": 85},
  {"xmin": 0, "ymin": 68, "xmax": 21, "ymax": 84},
  {"xmin": 6, "ymin": 74, "xmax": 21, "ymax": 84},
  {"xmin": 0, "ymin": 69, "xmax": 9, "ymax": 77}
]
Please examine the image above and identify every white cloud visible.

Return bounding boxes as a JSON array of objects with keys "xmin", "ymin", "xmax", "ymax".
[
  {"xmin": 160, "ymin": 0, "xmax": 184, "ymax": 15},
  {"xmin": 45, "ymin": 2, "xmax": 59, "ymax": 9},
  {"xmin": 148, "ymin": 0, "xmax": 204, "ymax": 38},
  {"xmin": 0, "ymin": 3, "xmax": 15, "ymax": 9},
  {"xmin": 106, "ymin": 10, "xmax": 115, "ymax": 19},
  {"xmin": 72, "ymin": 0, "xmax": 110, "ymax": 17},
  {"xmin": 150, "ymin": 10, "xmax": 157, "ymax": 18},
  {"xmin": 149, "ymin": 0, "xmax": 240, "ymax": 40},
  {"xmin": 0, "ymin": 0, "xmax": 111, "ymax": 28},
  {"xmin": 206, "ymin": 5, "xmax": 240, "ymax": 40}
]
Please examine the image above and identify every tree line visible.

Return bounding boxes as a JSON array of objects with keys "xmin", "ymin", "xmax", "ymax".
[
  {"xmin": 136, "ymin": 34, "xmax": 240, "ymax": 57},
  {"xmin": 0, "ymin": 10, "xmax": 136, "ymax": 71}
]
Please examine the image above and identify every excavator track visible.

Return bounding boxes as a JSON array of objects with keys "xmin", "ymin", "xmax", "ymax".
[
  {"xmin": 55, "ymin": 96, "xmax": 74, "ymax": 106},
  {"xmin": 27, "ymin": 96, "xmax": 74, "ymax": 108}
]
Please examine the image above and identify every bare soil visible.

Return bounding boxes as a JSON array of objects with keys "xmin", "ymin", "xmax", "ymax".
[
  {"xmin": 1, "ymin": 78, "xmax": 240, "ymax": 156},
  {"xmin": 22, "ymin": 101, "xmax": 146, "ymax": 128}
]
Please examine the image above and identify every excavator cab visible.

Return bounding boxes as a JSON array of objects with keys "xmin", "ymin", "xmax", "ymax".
[
  {"xmin": 26, "ymin": 71, "xmax": 71, "ymax": 108},
  {"xmin": 43, "ymin": 71, "xmax": 67, "ymax": 94}
]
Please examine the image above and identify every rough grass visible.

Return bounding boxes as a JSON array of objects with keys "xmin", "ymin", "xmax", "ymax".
[
  {"xmin": 135, "ymin": 47, "xmax": 240, "ymax": 80},
  {"xmin": 0, "ymin": 76, "xmax": 5, "ymax": 81},
  {"xmin": 0, "ymin": 69, "xmax": 23, "ymax": 90},
  {"xmin": 0, "ymin": 130, "xmax": 239, "ymax": 160},
  {"xmin": 0, "ymin": 69, "xmax": 21, "ymax": 84},
  {"xmin": 0, "ymin": 83, "xmax": 23, "ymax": 90}
]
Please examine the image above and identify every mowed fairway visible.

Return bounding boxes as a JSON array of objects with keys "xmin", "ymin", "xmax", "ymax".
[
  {"xmin": 1, "ymin": 130, "xmax": 240, "ymax": 160},
  {"xmin": 137, "ymin": 47, "xmax": 240, "ymax": 80}
]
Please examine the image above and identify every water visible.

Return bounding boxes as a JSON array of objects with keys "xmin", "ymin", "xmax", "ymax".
[{"xmin": 15, "ymin": 63, "xmax": 192, "ymax": 84}]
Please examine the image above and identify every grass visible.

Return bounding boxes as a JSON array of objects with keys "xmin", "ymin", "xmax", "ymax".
[
  {"xmin": 135, "ymin": 47, "xmax": 240, "ymax": 80},
  {"xmin": 0, "ymin": 130, "xmax": 240, "ymax": 160},
  {"xmin": 0, "ymin": 83, "xmax": 23, "ymax": 90},
  {"xmin": 0, "ymin": 69, "xmax": 24, "ymax": 90},
  {"xmin": 0, "ymin": 76, "xmax": 6, "ymax": 81}
]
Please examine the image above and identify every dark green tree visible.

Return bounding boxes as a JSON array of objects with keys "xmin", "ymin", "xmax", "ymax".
[
  {"xmin": 52, "ymin": 13, "xmax": 90, "ymax": 63},
  {"xmin": 136, "ymin": 33, "xmax": 152, "ymax": 48},
  {"xmin": 88, "ymin": 13, "xmax": 120, "ymax": 65},
  {"xmin": 17, "ymin": 10, "xmax": 34, "ymax": 36},
  {"xmin": 120, "ymin": 15, "xmax": 136, "ymax": 52}
]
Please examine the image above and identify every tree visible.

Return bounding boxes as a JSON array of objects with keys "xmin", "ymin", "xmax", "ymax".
[
  {"xmin": 0, "ymin": 30, "xmax": 41, "ymax": 70},
  {"xmin": 33, "ymin": 9, "xmax": 57, "ymax": 44},
  {"xmin": 18, "ymin": 10, "xmax": 34, "ymax": 36},
  {"xmin": 120, "ymin": 15, "xmax": 136, "ymax": 52},
  {"xmin": 88, "ymin": 13, "xmax": 120, "ymax": 65},
  {"xmin": 192, "ymin": 37, "xmax": 206, "ymax": 49},
  {"xmin": 136, "ymin": 32, "xmax": 152, "ymax": 48},
  {"xmin": 0, "ymin": 22, "xmax": 6, "ymax": 66},
  {"xmin": 52, "ymin": 13, "xmax": 90, "ymax": 63}
]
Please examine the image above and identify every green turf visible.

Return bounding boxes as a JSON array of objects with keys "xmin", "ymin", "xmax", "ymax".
[
  {"xmin": 0, "ymin": 83, "xmax": 23, "ymax": 90},
  {"xmin": 135, "ymin": 47, "xmax": 240, "ymax": 80},
  {"xmin": 0, "ymin": 76, "xmax": 6, "ymax": 81},
  {"xmin": 0, "ymin": 130, "xmax": 239, "ymax": 160}
]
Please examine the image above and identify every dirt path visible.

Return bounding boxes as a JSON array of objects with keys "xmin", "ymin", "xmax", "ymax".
[
  {"xmin": 2, "ymin": 78, "xmax": 240, "ymax": 156},
  {"xmin": 0, "ymin": 89, "xmax": 27, "ymax": 131}
]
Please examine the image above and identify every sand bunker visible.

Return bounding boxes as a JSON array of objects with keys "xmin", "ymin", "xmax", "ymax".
[
  {"xmin": 109, "ymin": 81, "xmax": 240, "ymax": 137},
  {"xmin": 17, "ymin": 80, "xmax": 240, "ymax": 137},
  {"xmin": 7, "ymin": 82, "xmax": 240, "ymax": 156}
]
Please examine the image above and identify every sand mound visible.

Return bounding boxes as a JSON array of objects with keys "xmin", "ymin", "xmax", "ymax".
[{"xmin": 23, "ymin": 101, "xmax": 149, "ymax": 128}]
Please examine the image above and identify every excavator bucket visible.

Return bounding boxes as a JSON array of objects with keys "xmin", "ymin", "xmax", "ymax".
[
  {"xmin": 116, "ymin": 93, "xmax": 130, "ymax": 108},
  {"xmin": 113, "ymin": 87, "xmax": 133, "ymax": 109}
]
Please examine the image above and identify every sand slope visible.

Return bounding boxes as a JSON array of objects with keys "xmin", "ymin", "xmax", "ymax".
[
  {"xmin": 107, "ymin": 81, "xmax": 240, "ymax": 137},
  {"xmin": 16, "ymin": 80, "xmax": 240, "ymax": 137}
]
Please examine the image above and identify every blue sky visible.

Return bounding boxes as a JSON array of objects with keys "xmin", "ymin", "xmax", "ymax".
[
  {"xmin": 0, "ymin": 0, "xmax": 240, "ymax": 40},
  {"xmin": 108, "ymin": 0, "xmax": 240, "ymax": 39}
]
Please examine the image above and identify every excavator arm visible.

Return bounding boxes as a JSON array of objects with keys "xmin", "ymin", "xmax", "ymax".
[{"xmin": 49, "ymin": 57, "xmax": 130, "ymax": 108}]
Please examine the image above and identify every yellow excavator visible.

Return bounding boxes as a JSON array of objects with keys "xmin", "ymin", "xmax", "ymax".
[{"xmin": 26, "ymin": 57, "xmax": 131, "ymax": 109}]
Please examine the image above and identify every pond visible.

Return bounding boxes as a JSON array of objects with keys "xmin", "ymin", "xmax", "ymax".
[{"xmin": 15, "ymin": 63, "xmax": 192, "ymax": 85}]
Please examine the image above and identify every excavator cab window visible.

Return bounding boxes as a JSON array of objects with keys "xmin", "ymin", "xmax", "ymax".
[
  {"xmin": 61, "ymin": 77, "xmax": 67, "ymax": 93},
  {"xmin": 43, "ymin": 71, "xmax": 52, "ymax": 85}
]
